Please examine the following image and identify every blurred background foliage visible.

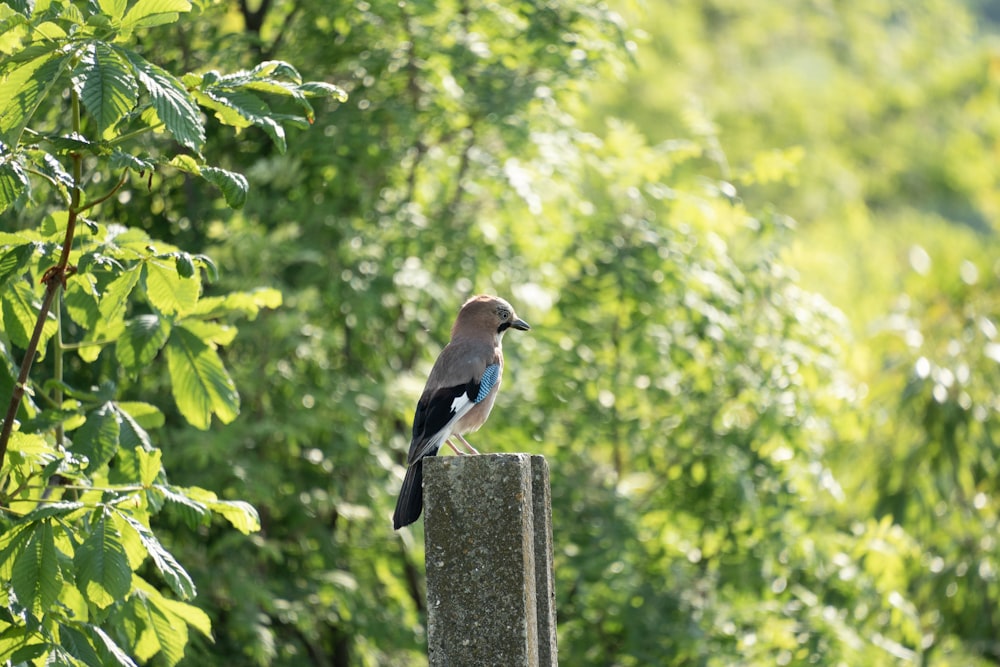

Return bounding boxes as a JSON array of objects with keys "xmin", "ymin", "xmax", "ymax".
[{"xmin": 10, "ymin": 0, "xmax": 999, "ymax": 664}]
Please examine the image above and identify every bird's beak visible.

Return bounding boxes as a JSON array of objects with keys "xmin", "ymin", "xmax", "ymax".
[{"xmin": 512, "ymin": 318, "xmax": 531, "ymax": 331}]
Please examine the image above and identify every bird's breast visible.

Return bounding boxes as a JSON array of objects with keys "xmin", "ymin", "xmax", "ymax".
[{"xmin": 453, "ymin": 378, "xmax": 501, "ymax": 434}]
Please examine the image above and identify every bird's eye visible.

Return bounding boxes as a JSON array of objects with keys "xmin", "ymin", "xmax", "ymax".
[{"xmin": 500, "ymin": 310, "xmax": 510, "ymax": 320}]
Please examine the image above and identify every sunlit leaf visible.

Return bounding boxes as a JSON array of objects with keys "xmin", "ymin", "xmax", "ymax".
[
  {"xmin": 154, "ymin": 595, "xmax": 212, "ymax": 639},
  {"xmin": 136, "ymin": 447, "xmax": 162, "ymax": 486},
  {"xmin": 0, "ymin": 47, "xmax": 72, "ymax": 145},
  {"xmin": 74, "ymin": 512, "xmax": 131, "ymax": 609},
  {"xmin": 118, "ymin": 47, "xmax": 204, "ymax": 151},
  {"xmin": 165, "ymin": 325, "xmax": 239, "ymax": 429},
  {"xmin": 63, "ymin": 273, "xmax": 101, "ymax": 329},
  {"xmin": 191, "ymin": 287, "xmax": 282, "ymax": 319},
  {"xmin": 182, "ymin": 486, "xmax": 260, "ymax": 535},
  {"xmin": 119, "ymin": 513, "xmax": 196, "ymax": 599},
  {"xmin": 143, "ymin": 258, "xmax": 199, "ymax": 315},
  {"xmin": 200, "ymin": 166, "xmax": 248, "ymax": 209},
  {"xmin": 0, "ymin": 241, "xmax": 36, "ymax": 288},
  {"xmin": 0, "ymin": 156, "xmax": 29, "ymax": 214},
  {"xmin": 2, "ymin": 278, "xmax": 58, "ymax": 356},
  {"xmin": 58, "ymin": 623, "xmax": 105, "ymax": 667},
  {"xmin": 98, "ymin": 0, "xmax": 129, "ymax": 21},
  {"xmin": 121, "ymin": 0, "xmax": 191, "ymax": 30},
  {"xmin": 116, "ymin": 401, "xmax": 165, "ymax": 430},
  {"xmin": 299, "ymin": 80, "xmax": 348, "ymax": 102},
  {"xmin": 11, "ymin": 521, "xmax": 62, "ymax": 615},
  {"xmin": 72, "ymin": 401, "xmax": 121, "ymax": 471},
  {"xmin": 99, "ymin": 266, "xmax": 142, "ymax": 329},
  {"xmin": 86, "ymin": 624, "xmax": 139, "ymax": 667},
  {"xmin": 116, "ymin": 313, "xmax": 171, "ymax": 373},
  {"xmin": 133, "ymin": 591, "xmax": 187, "ymax": 666},
  {"xmin": 72, "ymin": 42, "xmax": 138, "ymax": 138},
  {"xmin": 19, "ymin": 501, "xmax": 85, "ymax": 522}
]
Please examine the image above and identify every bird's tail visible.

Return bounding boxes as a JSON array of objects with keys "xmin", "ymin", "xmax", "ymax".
[{"xmin": 393, "ymin": 457, "xmax": 427, "ymax": 530}]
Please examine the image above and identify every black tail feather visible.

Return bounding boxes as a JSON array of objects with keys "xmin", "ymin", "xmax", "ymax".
[{"xmin": 393, "ymin": 457, "xmax": 426, "ymax": 529}]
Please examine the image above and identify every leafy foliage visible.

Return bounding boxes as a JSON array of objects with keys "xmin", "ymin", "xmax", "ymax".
[
  {"xmin": 0, "ymin": 0, "xmax": 340, "ymax": 664},
  {"xmin": 3, "ymin": 0, "xmax": 998, "ymax": 666}
]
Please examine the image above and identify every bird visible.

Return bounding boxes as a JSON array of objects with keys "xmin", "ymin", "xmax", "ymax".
[{"xmin": 392, "ymin": 295, "xmax": 530, "ymax": 530}]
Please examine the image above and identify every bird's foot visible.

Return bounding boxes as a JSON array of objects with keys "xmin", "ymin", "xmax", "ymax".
[
  {"xmin": 455, "ymin": 433, "xmax": 480, "ymax": 455},
  {"xmin": 445, "ymin": 438, "xmax": 466, "ymax": 456}
]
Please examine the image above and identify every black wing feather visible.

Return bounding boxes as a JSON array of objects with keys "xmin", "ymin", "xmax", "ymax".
[{"xmin": 408, "ymin": 378, "xmax": 478, "ymax": 462}]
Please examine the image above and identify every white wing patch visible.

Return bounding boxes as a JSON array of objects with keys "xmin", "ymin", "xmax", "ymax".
[{"xmin": 450, "ymin": 393, "xmax": 472, "ymax": 415}]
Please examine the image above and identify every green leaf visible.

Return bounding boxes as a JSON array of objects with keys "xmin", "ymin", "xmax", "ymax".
[
  {"xmin": 0, "ymin": 523, "xmax": 32, "ymax": 582},
  {"xmin": 72, "ymin": 401, "xmax": 121, "ymax": 471},
  {"xmin": 86, "ymin": 624, "xmax": 139, "ymax": 667},
  {"xmin": 108, "ymin": 511, "xmax": 146, "ymax": 571},
  {"xmin": 108, "ymin": 446, "xmax": 140, "ymax": 484},
  {"xmin": 0, "ymin": 627, "xmax": 31, "ymax": 663},
  {"xmin": 299, "ymin": 80, "xmax": 349, "ymax": 102},
  {"xmin": 166, "ymin": 325, "xmax": 239, "ymax": 429},
  {"xmin": 97, "ymin": 0, "xmax": 129, "ymax": 21},
  {"xmin": 11, "ymin": 521, "xmax": 62, "ymax": 616},
  {"xmin": 204, "ymin": 498, "xmax": 260, "ymax": 535},
  {"xmin": 154, "ymin": 484, "xmax": 208, "ymax": 529},
  {"xmin": 133, "ymin": 591, "xmax": 187, "ymax": 666},
  {"xmin": 27, "ymin": 149, "xmax": 74, "ymax": 191},
  {"xmin": 116, "ymin": 313, "xmax": 171, "ymax": 373},
  {"xmin": 9, "ymin": 643, "xmax": 48, "ymax": 664},
  {"xmin": 113, "ymin": 406, "xmax": 154, "ymax": 453},
  {"xmin": 0, "ymin": 6, "xmax": 31, "ymax": 24},
  {"xmin": 143, "ymin": 258, "xmax": 199, "ymax": 315},
  {"xmin": 173, "ymin": 252, "xmax": 195, "ymax": 278},
  {"xmin": 98, "ymin": 265, "xmax": 142, "ymax": 328},
  {"xmin": 63, "ymin": 273, "xmax": 101, "ymax": 329},
  {"xmin": 183, "ymin": 486, "xmax": 260, "ymax": 535},
  {"xmin": 119, "ymin": 47, "xmax": 204, "ymax": 152},
  {"xmin": 74, "ymin": 511, "xmax": 131, "ymax": 609},
  {"xmin": 116, "ymin": 401, "xmax": 165, "ymax": 430},
  {"xmin": 189, "ymin": 89, "xmax": 253, "ymax": 129},
  {"xmin": 177, "ymin": 319, "xmax": 236, "ymax": 346},
  {"xmin": 119, "ymin": 513, "xmax": 196, "ymax": 599},
  {"xmin": 0, "ymin": 241, "xmax": 36, "ymax": 289},
  {"xmin": 195, "ymin": 88, "xmax": 286, "ymax": 152},
  {"xmin": 250, "ymin": 60, "xmax": 302, "ymax": 82},
  {"xmin": 136, "ymin": 447, "xmax": 162, "ymax": 486},
  {"xmin": 154, "ymin": 595, "xmax": 212, "ymax": 639},
  {"xmin": 72, "ymin": 42, "xmax": 138, "ymax": 138},
  {"xmin": 58, "ymin": 623, "xmax": 105, "ymax": 667},
  {"xmin": 200, "ymin": 166, "xmax": 248, "ymax": 209},
  {"xmin": 0, "ymin": 47, "xmax": 73, "ymax": 145},
  {"xmin": 19, "ymin": 501, "xmax": 85, "ymax": 522},
  {"xmin": 2, "ymin": 278, "xmax": 58, "ymax": 356},
  {"xmin": 191, "ymin": 287, "xmax": 283, "ymax": 319},
  {"xmin": 121, "ymin": 0, "xmax": 191, "ymax": 30},
  {"xmin": 110, "ymin": 149, "xmax": 155, "ymax": 172},
  {"xmin": 0, "ymin": 155, "xmax": 28, "ymax": 214}
]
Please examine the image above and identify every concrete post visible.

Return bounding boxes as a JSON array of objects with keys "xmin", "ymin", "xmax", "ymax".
[
  {"xmin": 530, "ymin": 456, "xmax": 558, "ymax": 667},
  {"xmin": 423, "ymin": 454, "xmax": 557, "ymax": 667}
]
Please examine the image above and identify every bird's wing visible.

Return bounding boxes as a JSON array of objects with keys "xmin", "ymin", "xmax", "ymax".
[{"xmin": 407, "ymin": 362, "xmax": 501, "ymax": 463}]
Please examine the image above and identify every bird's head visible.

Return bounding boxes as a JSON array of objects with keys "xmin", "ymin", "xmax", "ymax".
[{"xmin": 453, "ymin": 295, "xmax": 531, "ymax": 339}]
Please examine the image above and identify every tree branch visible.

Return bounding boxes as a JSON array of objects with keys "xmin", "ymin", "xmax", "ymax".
[{"xmin": 0, "ymin": 93, "xmax": 85, "ymax": 476}]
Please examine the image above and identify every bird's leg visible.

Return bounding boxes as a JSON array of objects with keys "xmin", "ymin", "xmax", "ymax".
[
  {"xmin": 444, "ymin": 438, "xmax": 465, "ymax": 456},
  {"xmin": 454, "ymin": 433, "xmax": 480, "ymax": 455}
]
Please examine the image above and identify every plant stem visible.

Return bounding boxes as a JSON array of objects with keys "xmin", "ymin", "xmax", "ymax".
[{"xmin": 0, "ymin": 91, "xmax": 85, "ymax": 474}]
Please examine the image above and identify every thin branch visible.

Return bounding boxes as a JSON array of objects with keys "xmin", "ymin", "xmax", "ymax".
[
  {"xmin": 75, "ymin": 171, "xmax": 128, "ymax": 215},
  {"xmin": 0, "ymin": 92, "xmax": 84, "ymax": 474}
]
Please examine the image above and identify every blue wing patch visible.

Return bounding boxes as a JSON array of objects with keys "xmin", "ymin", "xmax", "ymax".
[{"xmin": 475, "ymin": 364, "xmax": 500, "ymax": 403}]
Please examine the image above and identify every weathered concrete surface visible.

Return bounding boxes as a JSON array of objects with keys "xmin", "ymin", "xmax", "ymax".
[
  {"xmin": 530, "ymin": 456, "xmax": 558, "ymax": 667},
  {"xmin": 424, "ymin": 454, "xmax": 556, "ymax": 667}
]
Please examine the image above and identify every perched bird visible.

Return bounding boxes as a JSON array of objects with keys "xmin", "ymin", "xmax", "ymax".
[{"xmin": 392, "ymin": 295, "xmax": 530, "ymax": 530}]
